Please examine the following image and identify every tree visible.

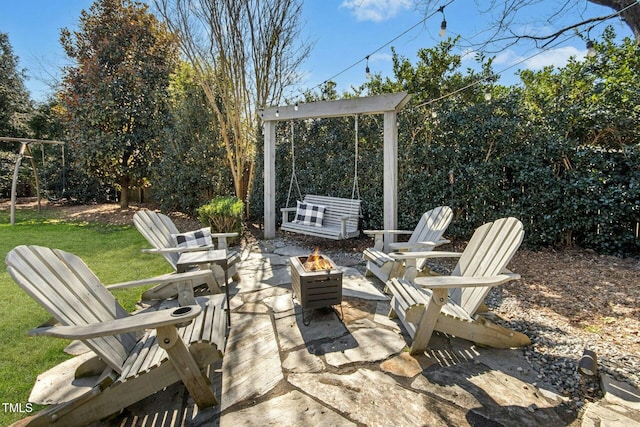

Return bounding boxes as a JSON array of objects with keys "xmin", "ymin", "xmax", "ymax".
[
  {"xmin": 154, "ymin": 0, "xmax": 311, "ymax": 214},
  {"xmin": 417, "ymin": 1, "xmax": 640, "ymax": 52},
  {"xmin": 0, "ymin": 32, "xmax": 32, "ymax": 137},
  {"xmin": 153, "ymin": 62, "xmax": 234, "ymax": 214},
  {"xmin": 59, "ymin": 0, "xmax": 178, "ymax": 208}
]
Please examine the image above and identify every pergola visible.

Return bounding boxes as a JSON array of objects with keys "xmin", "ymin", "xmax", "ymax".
[
  {"xmin": 261, "ymin": 91, "xmax": 411, "ymax": 245},
  {"xmin": 1, "ymin": 137, "xmax": 66, "ymax": 225}
]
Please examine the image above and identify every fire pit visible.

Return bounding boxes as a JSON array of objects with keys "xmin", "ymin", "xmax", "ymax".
[{"xmin": 290, "ymin": 248, "xmax": 343, "ymax": 324}]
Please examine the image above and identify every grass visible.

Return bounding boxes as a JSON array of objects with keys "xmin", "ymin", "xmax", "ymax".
[{"xmin": 0, "ymin": 207, "xmax": 170, "ymax": 426}]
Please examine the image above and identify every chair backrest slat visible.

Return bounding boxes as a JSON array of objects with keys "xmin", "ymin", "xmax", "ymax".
[
  {"xmin": 6, "ymin": 245, "xmax": 137, "ymax": 371},
  {"xmin": 410, "ymin": 206, "xmax": 453, "ymax": 269},
  {"xmin": 134, "ymin": 210, "xmax": 181, "ymax": 269},
  {"xmin": 449, "ymin": 218, "xmax": 524, "ymax": 314}
]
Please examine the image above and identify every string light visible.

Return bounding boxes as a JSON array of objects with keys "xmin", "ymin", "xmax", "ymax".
[
  {"xmin": 365, "ymin": 56, "xmax": 371, "ymax": 79},
  {"xmin": 302, "ymin": 0, "xmax": 455, "ymax": 94},
  {"xmin": 294, "ymin": 102, "xmax": 299, "ymax": 111},
  {"xmin": 585, "ymin": 26, "xmax": 597, "ymax": 57},
  {"xmin": 586, "ymin": 39, "xmax": 596, "ymax": 57},
  {"xmin": 438, "ymin": 6, "xmax": 447, "ymax": 38},
  {"xmin": 484, "ymin": 87, "xmax": 492, "ymax": 101}
]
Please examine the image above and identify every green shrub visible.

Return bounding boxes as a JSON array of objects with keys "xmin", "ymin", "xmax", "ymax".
[{"xmin": 197, "ymin": 196, "xmax": 244, "ymax": 239}]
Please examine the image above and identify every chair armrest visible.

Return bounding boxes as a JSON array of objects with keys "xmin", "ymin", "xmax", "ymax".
[
  {"xmin": 210, "ymin": 232, "xmax": 238, "ymax": 238},
  {"xmin": 340, "ymin": 214, "xmax": 360, "ymax": 221},
  {"xmin": 281, "ymin": 207, "xmax": 297, "ymax": 224},
  {"xmin": 413, "ymin": 273, "xmax": 521, "ymax": 289},
  {"xmin": 141, "ymin": 245, "xmax": 216, "ymax": 254},
  {"xmin": 363, "ymin": 230, "xmax": 414, "ymax": 250},
  {"xmin": 29, "ymin": 304, "xmax": 203, "ymax": 340},
  {"xmin": 105, "ymin": 270, "xmax": 215, "ymax": 290},
  {"xmin": 388, "ymin": 250, "xmax": 463, "ymax": 260},
  {"xmin": 363, "ymin": 229, "xmax": 413, "ymax": 236},
  {"xmin": 388, "ymin": 239, "xmax": 450, "ymax": 251}
]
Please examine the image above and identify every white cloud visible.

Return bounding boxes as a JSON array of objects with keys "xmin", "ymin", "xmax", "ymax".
[
  {"xmin": 460, "ymin": 48, "xmax": 479, "ymax": 63},
  {"xmin": 370, "ymin": 52, "xmax": 392, "ymax": 62},
  {"xmin": 340, "ymin": 0, "xmax": 412, "ymax": 22},
  {"xmin": 522, "ymin": 46, "xmax": 584, "ymax": 69},
  {"xmin": 488, "ymin": 46, "xmax": 584, "ymax": 73}
]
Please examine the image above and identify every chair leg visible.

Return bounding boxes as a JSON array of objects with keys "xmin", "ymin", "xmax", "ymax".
[
  {"xmin": 157, "ymin": 325, "xmax": 218, "ymax": 407},
  {"xmin": 409, "ymin": 288, "xmax": 447, "ymax": 354}
]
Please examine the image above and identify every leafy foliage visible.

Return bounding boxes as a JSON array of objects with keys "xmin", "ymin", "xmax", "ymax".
[
  {"xmin": 251, "ymin": 32, "xmax": 639, "ymax": 256},
  {"xmin": 0, "ymin": 32, "xmax": 32, "ymax": 137},
  {"xmin": 197, "ymin": 196, "xmax": 244, "ymax": 239},
  {"xmin": 151, "ymin": 63, "xmax": 234, "ymax": 215},
  {"xmin": 59, "ymin": 0, "xmax": 178, "ymax": 208}
]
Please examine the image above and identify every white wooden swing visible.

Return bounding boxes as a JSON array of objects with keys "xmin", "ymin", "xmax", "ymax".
[
  {"xmin": 280, "ymin": 117, "xmax": 362, "ymax": 240},
  {"xmin": 263, "ymin": 92, "xmax": 411, "ymax": 244}
]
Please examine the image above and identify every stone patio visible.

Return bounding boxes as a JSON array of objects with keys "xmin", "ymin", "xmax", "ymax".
[{"xmin": 27, "ymin": 239, "xmax": 640, "ymax": 427}]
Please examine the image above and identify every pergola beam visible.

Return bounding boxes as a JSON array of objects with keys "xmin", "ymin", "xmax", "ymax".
[
  {"xmin": 261, "ymin": 92, "xmax": 411, "ymax": 122},
  {"xmin": 262, "ymin": 92, "xmax": 411, "ymax": 246}
]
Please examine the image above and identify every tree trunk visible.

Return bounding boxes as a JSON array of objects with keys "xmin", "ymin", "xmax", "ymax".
[
  {"xmin": 589, "ymin": 0, "xmax": 640, "ymax": 42},
  {"xmin": 120, "ymin": 176, "xmax": 130, "ymax": 209}
]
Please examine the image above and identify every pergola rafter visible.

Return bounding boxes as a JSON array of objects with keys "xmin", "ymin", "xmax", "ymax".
[
  {"xmin": 261, "ymin": 92, "xmax": 411, "ymax": 248},
  {"xmin": 1, "ymin": 137, "xmax": 66, "ymax": 225}
]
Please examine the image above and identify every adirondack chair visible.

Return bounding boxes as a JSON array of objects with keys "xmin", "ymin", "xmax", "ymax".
[
  {"xmin": 386, "ymin": 217, "xmax": 531, "ymax": 354},
  {"xmin": 134, "ymin": 209, "xmax": 240, "ymax": 283},
  {"xmin": 5, "ymin": 245, "xmax": 228, "ymax": 426},
  {"xmin": 363, "ymin": 206, "xmax": 453, "ymax": 283}
]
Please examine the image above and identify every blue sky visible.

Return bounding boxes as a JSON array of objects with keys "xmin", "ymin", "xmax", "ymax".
[{"xmin": 0, "ymin": 0, "xmax": 634, "ymax": 103}]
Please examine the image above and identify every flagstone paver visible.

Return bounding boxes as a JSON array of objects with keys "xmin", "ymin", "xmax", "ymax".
[
  {"xmin": 288, "ymin": 368, "xmax": 470, "ymax": 426},
  {"xmin": 275, "ymin": 310, "xmax": 348, "ymax": 352},
  {"xmin": 412, "ymin": 361, "xmax": 566, "ymax": 426},
  {"xmin": 282, "ymin": 348, "xmax": 326, "ymax": 373},
  {"xmin": 220, "ymin": 312, "xmax": 283, "ymax": 411},
  {"xmin": 220, "ymin": 390, "xmax": 356, "ymax": 426},
  {"xmin": 321, "ymin": 327, "xmax": 406, "ymax": 367}
]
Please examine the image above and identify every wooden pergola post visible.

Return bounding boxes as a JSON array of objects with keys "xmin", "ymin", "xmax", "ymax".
[{"xmin": 261, "ymin": 92, "xmax": 411, "ymax": 248}]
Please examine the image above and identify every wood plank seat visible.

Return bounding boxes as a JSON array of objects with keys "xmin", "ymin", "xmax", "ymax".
[
  {"xmin": 281, "ymin": 195, "xmax": 361, "ymax": 239},
  {"xmin": 385, "ymin": 218, "xmax": 531, "ymax": 354},
  {"xmin": 5, "ymin": 245, "xmax": 228, "ymax": 427}
]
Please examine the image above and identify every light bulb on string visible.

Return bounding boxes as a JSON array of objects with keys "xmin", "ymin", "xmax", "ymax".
[
  {"xmin": 365, "ymin": 56, "xmax": 371, "ymax": 79},
  {"xmin": 438, "ymin": 6, "xmax": 447, "ymax": 37},
  {"xmin": 586, "ymin": 40, "xmax": 596, "ymax": 57},
  {"xmin": 484, "ymin": 87, "xmax": 492, "ymax": 101},
  {"xmin": 585, "ymin": 26, "xmax": 596, "ymax": 58},
  {"xmin": 294, "ymin": 102, "xmax": 299, "ymax": 111}
]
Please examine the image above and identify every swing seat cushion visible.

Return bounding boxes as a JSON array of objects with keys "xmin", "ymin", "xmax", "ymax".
[{"xmin": 294, "ymin": 201, "xmax": 325, "ymax": 227}]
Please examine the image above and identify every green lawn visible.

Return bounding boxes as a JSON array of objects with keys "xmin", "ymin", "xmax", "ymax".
[{"xmin": 0, "ymin": 207, "xmax": 170, "ymax": 426}]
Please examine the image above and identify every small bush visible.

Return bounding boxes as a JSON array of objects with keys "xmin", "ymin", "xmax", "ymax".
[{"xmin": 197, "ymin": 196, "xmax": 243, "ymax": 239}]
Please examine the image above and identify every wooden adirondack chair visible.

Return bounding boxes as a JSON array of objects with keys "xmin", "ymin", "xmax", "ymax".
[
  {"xmin": 133, "ymin": 209, "xmax": 240, "ymax": 283},
  {"xmin": 363, "ymin": 206, "xmax": 453, "ymax": 283},
  {"xmin": 386, "ymin": 217, "xmax": 531, "ymax": 354},
  {"xmin": 5, "ymin": 245, "xmax": 228, "ymax": 426}
]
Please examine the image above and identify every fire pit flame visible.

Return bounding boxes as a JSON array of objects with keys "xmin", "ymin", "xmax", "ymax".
[{"xmin": 302, "ymin": 247, "xmax": 333, "ymax": 272}]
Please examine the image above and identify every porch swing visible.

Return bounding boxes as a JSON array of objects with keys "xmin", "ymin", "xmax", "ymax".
[{"xmin": 280, "ymin": 116, "xmax": 362, "ymax": 240}]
